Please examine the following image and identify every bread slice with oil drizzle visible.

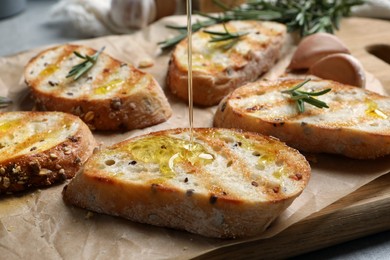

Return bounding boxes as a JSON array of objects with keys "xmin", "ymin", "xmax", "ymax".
[
  {"xmin": 167, "ymin": 20, "xmax": 286, "ymax": 106},
  {"xmin": 214, "ymin": 78, "xmax": 390, "ymax": 159},
  {"xmin": 24, "ymin": 44, "xmax": 172, "ymax": 131},
  {"xmin": 0, "ymin": 111, "xmax": 96, "ymax": 194},
  {"xmin": 63, "ymin": 128, "xmax": 310, "ymax": 238}
]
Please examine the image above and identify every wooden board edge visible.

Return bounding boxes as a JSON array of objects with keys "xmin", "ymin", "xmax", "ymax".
[{"xmin": 193, "ymin": 173, "xmax": 390, "ymax": 259}]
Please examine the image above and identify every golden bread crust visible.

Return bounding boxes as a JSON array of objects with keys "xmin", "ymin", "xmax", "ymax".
[
  {"xmin": 214, "ymin": 79, "xmax": 390, "ymax": 159},
  {"xmin": 63, "ymin": 128, "xmax": 310, "ymax": 238},
  {"xmin": 24, "ymin": 44, "xmax": 172, "ymax": 131},
  {"xmin": 0, "ymin": 111, "xmax": 97, "ymax": 194},
  {"xmin": 167, "ymin": 21, "xmax": 286, "ymax": 106}
]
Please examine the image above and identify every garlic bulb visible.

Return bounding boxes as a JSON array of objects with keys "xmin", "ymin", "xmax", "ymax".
[
  {"xmin": 110, "ymin": 0, "xmax": 157, "ymax": 29},
  {"xmin": 109, "ymin": 0, "xmax": 176, "ymax": 29}
]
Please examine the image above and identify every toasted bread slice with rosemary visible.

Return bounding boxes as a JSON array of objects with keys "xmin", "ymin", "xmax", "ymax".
[
  {"xmin": 24, "ymin": 44, "xmax": 172, "ymax": 131},
  {"xmin": 0, "ymin": 111, "xmax": 96, "ymax": 194},
  {"xmin": 63, "ymin": 128, "xmax": 310, "ymax": 238},
  {"xmin": 167, "ymin": 20, "xmax": 286, "ymax": 106},
  {"xmin": 214, "ymin": 78, "xmax": 390, "ymax": 159}
]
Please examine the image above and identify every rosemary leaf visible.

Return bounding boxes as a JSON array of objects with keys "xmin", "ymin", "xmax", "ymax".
[
  {"xmin": 204, "ymin": 24, "xmax": 248, "ymax": 50},
  {"xmin": 66, "ymin": 46, "xmax": 105, "ymax": 80},
  {"xmin": 281, "ymin": 79, "xmax": 331, "ymax": 113},
  {"xmin": 158, "ymin": 0, "xmax": 365, "ymax": 50}
]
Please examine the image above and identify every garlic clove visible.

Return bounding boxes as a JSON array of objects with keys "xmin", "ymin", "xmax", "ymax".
[
  {"xmin": 288, "ymin": 32, "xmax": 350, "ymax": 70},
  {"xmin": 309, "ymin": 53, "xmax": 366, "ymax": 88}
]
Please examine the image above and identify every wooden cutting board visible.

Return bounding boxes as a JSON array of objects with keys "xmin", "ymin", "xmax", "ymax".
[{"xmin": 193, "ymin": 17, "xmax": 390, "ymax": 259}]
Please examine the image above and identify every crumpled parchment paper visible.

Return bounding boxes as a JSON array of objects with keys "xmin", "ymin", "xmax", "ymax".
[{"xmin": 0, "ymin": 15, "xmax": 389, "ymax": 260}]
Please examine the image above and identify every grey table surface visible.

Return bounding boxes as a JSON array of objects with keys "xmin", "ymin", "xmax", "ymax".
[{"xmin": 0, "ymin": 0, "xmax": 389, "ymax": 259}]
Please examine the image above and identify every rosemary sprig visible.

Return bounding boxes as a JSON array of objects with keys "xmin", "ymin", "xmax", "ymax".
[
  {"xmin": 281, "ymin": 79, "xmax": 331, "ymax": 113},
  {"xmin": 158, "ymin": 0, "xmax": 365, "ymax": 50},
  {"xmin": 66, "ymin": 46, "xmax": 105, "ymax": 80},
  {"xmin": 204, "ymin": 23, "xmax": 249, "ymax": 50},
  {"xmin": 0, "ymin": 96, "xmax": 12, "ymax": 108}
]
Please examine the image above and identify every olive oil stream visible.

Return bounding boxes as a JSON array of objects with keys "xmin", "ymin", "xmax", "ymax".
[{"xmin": 187, "ymin": 0, "xmax": 194, "ymax": 147}]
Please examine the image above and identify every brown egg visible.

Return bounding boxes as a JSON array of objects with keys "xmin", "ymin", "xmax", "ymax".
[
  {"xmin": 288, "ymin": 32, "xmax": 350, "ymax": 70},
  {"xmin": 309, "ymin": 53, "xmax": 366, "ymax": 88}
]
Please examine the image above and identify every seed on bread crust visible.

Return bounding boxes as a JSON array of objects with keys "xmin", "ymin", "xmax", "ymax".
[{"xmin": 0, "ymin": 111, "xmax": 96, "ymax": 194}]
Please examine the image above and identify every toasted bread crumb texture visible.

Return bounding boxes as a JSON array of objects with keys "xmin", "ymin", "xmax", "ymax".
[
  {"xmin": 214, "ymin": 79, "xmax": 390, "ymax": 159},
  {"xmin": 167, "ymin": 21, "xmax": 286, "ymax": 106},
  {"xmin": 25, "ymin": 44, "xmax": 172, "ymax": 130},
  {"xmin": 0, "ymin": 111, "xmax": 96, "ymax": 194},
  {"xmin": 63, "ymin": 128, "xmax": 310, "ymax": 238}
]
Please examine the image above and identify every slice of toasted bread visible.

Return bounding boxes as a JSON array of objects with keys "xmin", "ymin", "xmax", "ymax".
[
  {"xmin": 24, "ymin": 44, "xmax": 172, "ymax": 131},
  {"xmin": 62, "ymin": 128, "xmax": 310, "ymax": 238},
  {"xmin": 214, "ymin": 79, "xmax": 390, "ymax": 159},
  {"xmin": 0, "ymin": 111, "xmax": 96, "ymax": 194},
  {"xmin": 167, "ymin": 20, "xmax": 286, "ymax": 107}
]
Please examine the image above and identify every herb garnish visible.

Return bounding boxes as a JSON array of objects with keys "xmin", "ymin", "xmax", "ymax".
[
  {"xmin": 204, "ymin": 23, "xmax": 249, "ymax": 50},
  {"xmin": 281, "ymin": 79, "xmax": 331, "ymax": 113},
  {"xmin": 66, "ymin": 46, "xmax": 105, "ymax": 80},
  {"xmin": 0, "ymin": 96, "xmax": 12, "ymax": 108},
  {"xmin": 158, "ymin": 0, "xmax": 365, "ymax": 50}
]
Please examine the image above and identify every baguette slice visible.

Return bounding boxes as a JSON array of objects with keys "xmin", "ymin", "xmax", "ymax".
[
  {"xmin": 63, "ymin": 128, "xmax": 310, "ymax": 238},
  {"xmin": 167, "ymin": 20, "xmax": 286, "ymax": 106},
  {"xmin": 0, "ymin": 111, "xmax": 96, "ymax": 194},
  {"xmin": 25, "ymin": 44, "xmax": 172, "ymax": 131},
  {"xmin": 214, "ymin": 79, "xmax": 390, "ymax": 159}
]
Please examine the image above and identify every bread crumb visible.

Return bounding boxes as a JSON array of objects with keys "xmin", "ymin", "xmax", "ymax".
[{"xmin": 138, "ymin": 59, "xmax": 154, "ymax": 69}]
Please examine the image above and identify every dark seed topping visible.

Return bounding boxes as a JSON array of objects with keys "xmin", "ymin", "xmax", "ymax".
[
  {"xmin": 30, "ymin": 147, "xmax": 37, "ymax": 151},
  {"xmin": 184, "ymin": 177, "xmax": 188, "ymax": 183},
  {"xmin": 233, "ymin": 142, "xmax": 242, "ymax": 147},
  {"xmin": 66, "ymin": 92, "xmax": 74, "ymax": 96},
  {"xmin": 74, "ymin": 157, "xmax": 81, "ymax": 164},
  {"xmin": 246, "ymin": 105, "xmax": 264, "ymax": 112},
  {"xmin": 151, "ymin": 183, "xmax": 160, "ymax": 192},
  {"xmin": 161, "ymin": 145, "xmax": 167, "ymax": 149},
  {"xmin": 129, "ymin": 160, "xmax": 137, "ymax": 165},
  {"xmin": 67, "ymin": 136, "xmax": 79, "ymax": 142},
  {"xmin": 110, "ymin": 98, "xmax": 122, "ymax": 110},
  {"xmin": 220, "ymin": 102, "xmax": 227, "ymax": 112},
  {"xmin": 252, "ymin": 151, "xmax": 261, "ymax": 157},
  {"xmin": 186, "ymin": 189, "xmax": 194, "ymax": 196},
  {"xmin": 251, "ymin": 181, "xmax": 258, "ymax": 187},
  {"xmin": 209, "ymin": 194, "xmax": 218, "ymax": 204},
  {"xmin": 48, "ymin": 81, "xmax": 58, "ymax": 87}
]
